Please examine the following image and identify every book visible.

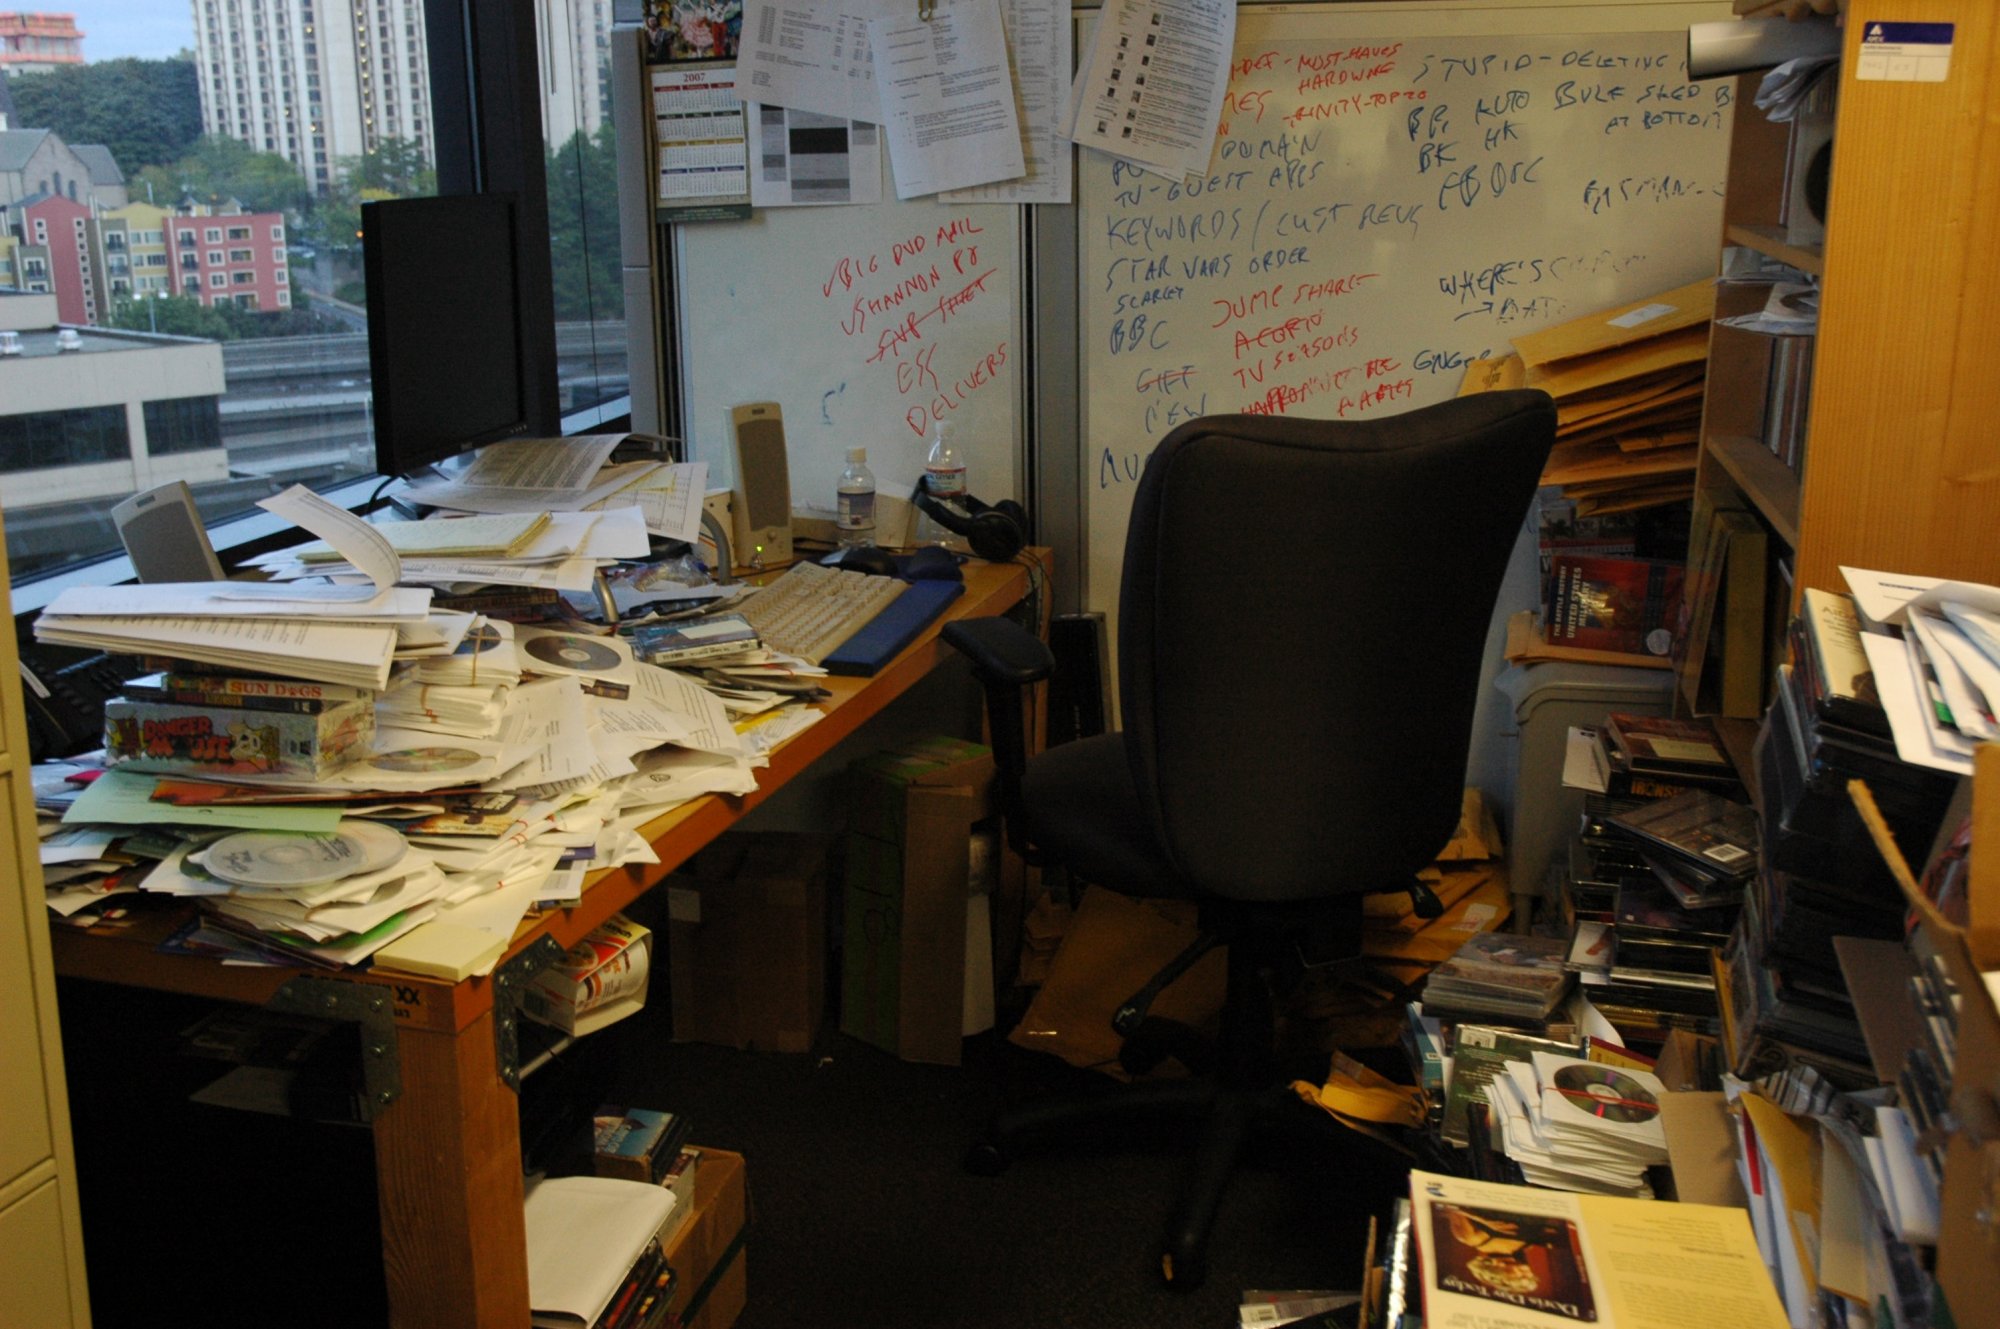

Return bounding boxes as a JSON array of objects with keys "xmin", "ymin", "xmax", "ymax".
[
  {"xmin": 1794, "ymin": 587, "xmax": 1891, "ymax": 735},
  {"xmin": 1714, "ymin": 510, "xmax": 1769, "ymax": 717},
  {"xmin": 1408, "ymin": 1170, "xmax": 1788, "ymax": 1328},
  {"xmin": 1545, "ymin": 555, "xmax": 1685, "ymax": 658},
  {"xmin": 122, "ymin": 671, "xmax": 375, "ymax": 710},
  {"xmin": 102, "ymin": 695, "xmax": 373, "ymax": 781},
  {"xmin": 628, "ymin": 612, "xmax": 762, "ymax": 666},
  {"xmin": 592, "ymin": 1106, "xmax": 691, "ymax": 1185},
  {"xmin": 524, "ymin": 1175, "xmax": 677, "ymax": 1329}
]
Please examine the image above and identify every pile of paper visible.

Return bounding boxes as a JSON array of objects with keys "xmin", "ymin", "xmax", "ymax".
[
  {"xmin": 1461, "ymin": 279, "xmax": 1714, "ymax": 517},
  {"xmin": 27, "ymin": 473, "xmax": 805, "ymax": 966},
  {"xmin": 1843, "ymin": 567, "xmax": 2000, "ymax": 779},
  {"xmin": 34, "ymin": 486, "xmax": 430, "ymax": 690}
]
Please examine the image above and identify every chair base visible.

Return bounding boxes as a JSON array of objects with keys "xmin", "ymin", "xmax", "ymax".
[{"xmin": 962, "ymin": 1075, "xmax": 1321, "ymax": 1292}]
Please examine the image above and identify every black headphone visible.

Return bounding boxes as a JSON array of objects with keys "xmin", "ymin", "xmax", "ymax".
[{"xmin": 911, "ymin": 477, "xmax": 1028, "ymax": 562}]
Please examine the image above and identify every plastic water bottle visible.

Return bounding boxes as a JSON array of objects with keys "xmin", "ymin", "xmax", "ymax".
[
  {"xmin": 920, "ymin": 420, "xmax": 966, "ymax": 546},
  {"xmin": 837, "ymin": 446, "xmax": 876, "ymax": 547}
]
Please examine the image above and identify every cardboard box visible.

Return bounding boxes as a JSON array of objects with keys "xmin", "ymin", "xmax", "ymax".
[
  {"xmin": 663, "ymin": 1146, "xmax": 748, "ymax": 1329},
  {"xmin": 841, "ymin": 736, "xmax": 996, "ymax": 1065},
  {"xmin": 666, "ymin": 833, "xmax": 831, "ymax": 1053},
  {"xmin": 523, "ymin": 915, "xmax": 652, "ymax": 1036}
]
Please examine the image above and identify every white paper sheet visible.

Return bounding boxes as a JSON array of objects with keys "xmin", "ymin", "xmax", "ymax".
[
  {"xmin": 1067, "ymin": 0, "xmax": 1234, "ymax": 181},
  {"xmin": 737, "ymin": 0, "xmax": 889, "ymax": 123},
  {"xmin": 746, "ymin": 102, "xmax": 883, "ymax": 206},
  {"xmin": 870, "ymin": 0, "xmax": 1025, "ymax": 199},
  {"xmin": 942, "ymin": 0, "xmax": 1073, "ymax": 205}
]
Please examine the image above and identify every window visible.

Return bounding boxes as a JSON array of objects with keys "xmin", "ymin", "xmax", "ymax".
[
  {"xmin": 0, "ymin": 407, "xmax": 132, "ymax": 473},
  {"xmin": 142, "ymin": 397, "xmax": 224, "ymax": 457},
  {"xmin": 5, "ymin": 0, "xmax": 545, "ymax": 593},
  {"xmin": 232, "ymin": 271, "xmax": 255, "ymax": 284}
]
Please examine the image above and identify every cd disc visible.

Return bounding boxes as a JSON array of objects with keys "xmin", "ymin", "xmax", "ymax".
[
  {"xmin": 524, "ymin": 633, "xmax": 622, "ymax": 672},
  {"xmin": 1551, "ymin": 1064, "xmax": 1660, "ymax": 1124},
  {"xmin": 205, "ymin": 819, "xmax": 409, "ymax": 887},
  {"xmin": 454, "ymin": 625, "xmax": 504, "ymax": 656},
  {"xmin": 372, "ymin": 746, "xmax": 483, "ymax": 773}
]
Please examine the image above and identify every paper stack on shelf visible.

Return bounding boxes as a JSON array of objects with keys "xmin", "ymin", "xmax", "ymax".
[{"xmin": 1461, "ymin": 278, "xmax": 1714, "ymax": 517}]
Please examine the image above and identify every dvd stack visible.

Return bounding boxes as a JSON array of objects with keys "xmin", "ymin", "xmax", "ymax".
[
  {"xmin": 1716, "ymin": 590, "xmax": 1958, "ymax": 1087},
  {"xmin": 1550, "ymin": 716, "xmax": 1752, "ymax": 1049}
]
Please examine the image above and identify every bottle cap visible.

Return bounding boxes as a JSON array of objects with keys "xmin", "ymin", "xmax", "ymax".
[{"xmin": 847, "ymin": 447, "xmax": 867, "ymax": 462}]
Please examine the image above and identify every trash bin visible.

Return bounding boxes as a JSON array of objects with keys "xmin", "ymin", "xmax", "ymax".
[{"xmin": 1493, "ymin": 661, "xmax": 1675, "ymax": 929}]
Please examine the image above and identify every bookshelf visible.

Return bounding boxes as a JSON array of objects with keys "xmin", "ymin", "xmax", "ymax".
[{"xmin": 1692, "ymin": 3, "xmax": 2000, "ymax": 727}]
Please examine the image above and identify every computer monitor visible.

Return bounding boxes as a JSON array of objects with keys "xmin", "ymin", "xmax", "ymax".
[{"xmin": 361, "ymin": 192, "xmax": 553, "ymax": 478}]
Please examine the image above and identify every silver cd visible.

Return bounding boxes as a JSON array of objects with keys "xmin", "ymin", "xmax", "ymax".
[
  {"xmin": 523, "ymin": 633, "xmax": 623, "ymax": 672},
  {"xmin": 204, "ymin": 819, "xmax": 409, "ymax": 887}
]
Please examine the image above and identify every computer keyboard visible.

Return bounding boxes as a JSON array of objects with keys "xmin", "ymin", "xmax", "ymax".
[{"xmin": 738, "ymin": 559, "xmax": 908, "ymax": 664}]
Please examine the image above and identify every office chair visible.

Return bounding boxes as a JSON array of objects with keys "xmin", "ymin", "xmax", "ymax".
[{"xmin": 941, "ymin": 389, "xmax": 1557, "ymax": 1289}]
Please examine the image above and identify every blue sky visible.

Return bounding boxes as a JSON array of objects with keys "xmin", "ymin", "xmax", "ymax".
[{"xmin": 66, "ymin": 2, "xmax": 195, "ymax": 62}]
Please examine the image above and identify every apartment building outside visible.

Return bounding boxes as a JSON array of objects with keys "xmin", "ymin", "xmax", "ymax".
[{"xmin": 0, "ymin": 11, "xmax": 83, "ymax": 78}]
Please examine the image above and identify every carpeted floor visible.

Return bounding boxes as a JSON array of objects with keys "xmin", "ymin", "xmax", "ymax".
[{"xmin": 567, "ymin": 1000, "xmax": 1409, "ymax": 1329}]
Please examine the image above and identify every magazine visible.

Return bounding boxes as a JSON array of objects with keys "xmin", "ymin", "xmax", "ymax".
[{"xmin": 1409, "ymin": 1170, "xmax": 1788, "ymax": 1329}]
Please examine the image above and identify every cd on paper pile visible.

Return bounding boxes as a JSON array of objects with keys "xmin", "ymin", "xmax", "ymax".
[{"xmin": 203, "ymin": 819, "xmax": 409, "ymax": 887}]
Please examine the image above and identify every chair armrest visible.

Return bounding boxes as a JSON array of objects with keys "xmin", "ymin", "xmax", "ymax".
[
  {"xmin": 941, "ymin": 616, "xmax": 1054, "ymax": 687},
  {"xmin": 941, "ymin": 616, "xmax": 1054, "ymax": 864}
]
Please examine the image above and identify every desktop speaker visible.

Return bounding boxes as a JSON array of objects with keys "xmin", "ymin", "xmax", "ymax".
[
  {"xmin": 729, "ymin": 402, "xmax": 793, "ymax": 566},
  {"xmin": 910, "ymin": 477, "xmax": 1027, "ymax": 563},
  {"xmin": 110, "ymin": 480, "xmax": 225, "ymax": 582}
]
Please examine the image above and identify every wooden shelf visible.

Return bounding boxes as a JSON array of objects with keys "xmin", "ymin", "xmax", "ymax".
[
  {"xmin": 1704, "ymin": 432, "xmax": 1801, "ymax": 548},
  {"xmin": 1724, "ymin": 223, "xmax": 1825, "ymax": 278}
]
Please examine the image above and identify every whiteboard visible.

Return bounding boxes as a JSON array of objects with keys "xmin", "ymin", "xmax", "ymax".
[
  {"xmin": 674, "ymin": 176, "xmax": 1022, "ymax": 521},
  {"xmin": 1079, "ymin": 2, "xmax": 1735, "ymax": 615}
]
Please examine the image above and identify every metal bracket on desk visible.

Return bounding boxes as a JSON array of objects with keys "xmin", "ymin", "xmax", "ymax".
[
  {"xmin": 268, "ymin": 976, "xmax": 402, "ymax": 1121},
  {"xmin": 493, "ymin": 935, "xmax": 566, "ymax": 1091}
]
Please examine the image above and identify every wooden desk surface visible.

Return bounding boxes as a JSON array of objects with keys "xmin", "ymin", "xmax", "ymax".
[{"xmin": 50, "ymin": 550, "xmax": 1040, "ymax": 1032}]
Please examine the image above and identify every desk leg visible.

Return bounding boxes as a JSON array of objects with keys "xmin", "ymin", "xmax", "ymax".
[{"xmin": 372, "ymin": 1008, "xmax": 528, "ymax": 1328}]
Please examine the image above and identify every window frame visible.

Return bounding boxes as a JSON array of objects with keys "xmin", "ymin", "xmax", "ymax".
[{"xmin": 8, "ymin": 0, "xmax": 575, "ymax": 613}]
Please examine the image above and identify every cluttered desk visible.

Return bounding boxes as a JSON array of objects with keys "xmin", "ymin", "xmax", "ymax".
[{"xmin": 37, "ymin": 452, "xmax": 1042, "ymax": 1324}]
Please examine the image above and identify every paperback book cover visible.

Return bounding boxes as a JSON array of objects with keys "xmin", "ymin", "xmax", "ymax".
[
  {"xmin": 1409, "ymin": 1170, "xmax": 1788, "ymax": 1329},
  {"xmin": 1545, "ymin": 556, "xmax": 1685, "ymax": 658}
]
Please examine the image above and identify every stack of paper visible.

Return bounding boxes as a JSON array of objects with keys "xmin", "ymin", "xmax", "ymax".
[
  {"xmin": 252, "ymin": 506, "xmax": 655, "ymax": 595},
  {"xmin": 1844, "ymin": 567, "xmax": 2000, "ymax": 778},
  {"xmin": 1462, "ymin": 279, "xmax": 1714, "ymax": 517},
  {"xmin": 384, "ymin": 437, "xmax": 708, "ymax": 543},
  {"xmin": 33, "ymin": 486, "xmax": 440, "ymax": 691}
]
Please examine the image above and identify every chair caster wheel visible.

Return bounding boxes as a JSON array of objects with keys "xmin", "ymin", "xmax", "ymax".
[
  {"xmin": 1159, "ymin": 1246, "xmax": 1206, "ymax": 1292},
  {"xmin": 962, "ymin": 1141, "xmax": 1009, "ymax": 1176}
]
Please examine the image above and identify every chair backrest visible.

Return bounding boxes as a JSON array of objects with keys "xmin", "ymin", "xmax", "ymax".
[{"xmin": 1117, "ymin": 390, "xmax": 1557, "ymax": 903}]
